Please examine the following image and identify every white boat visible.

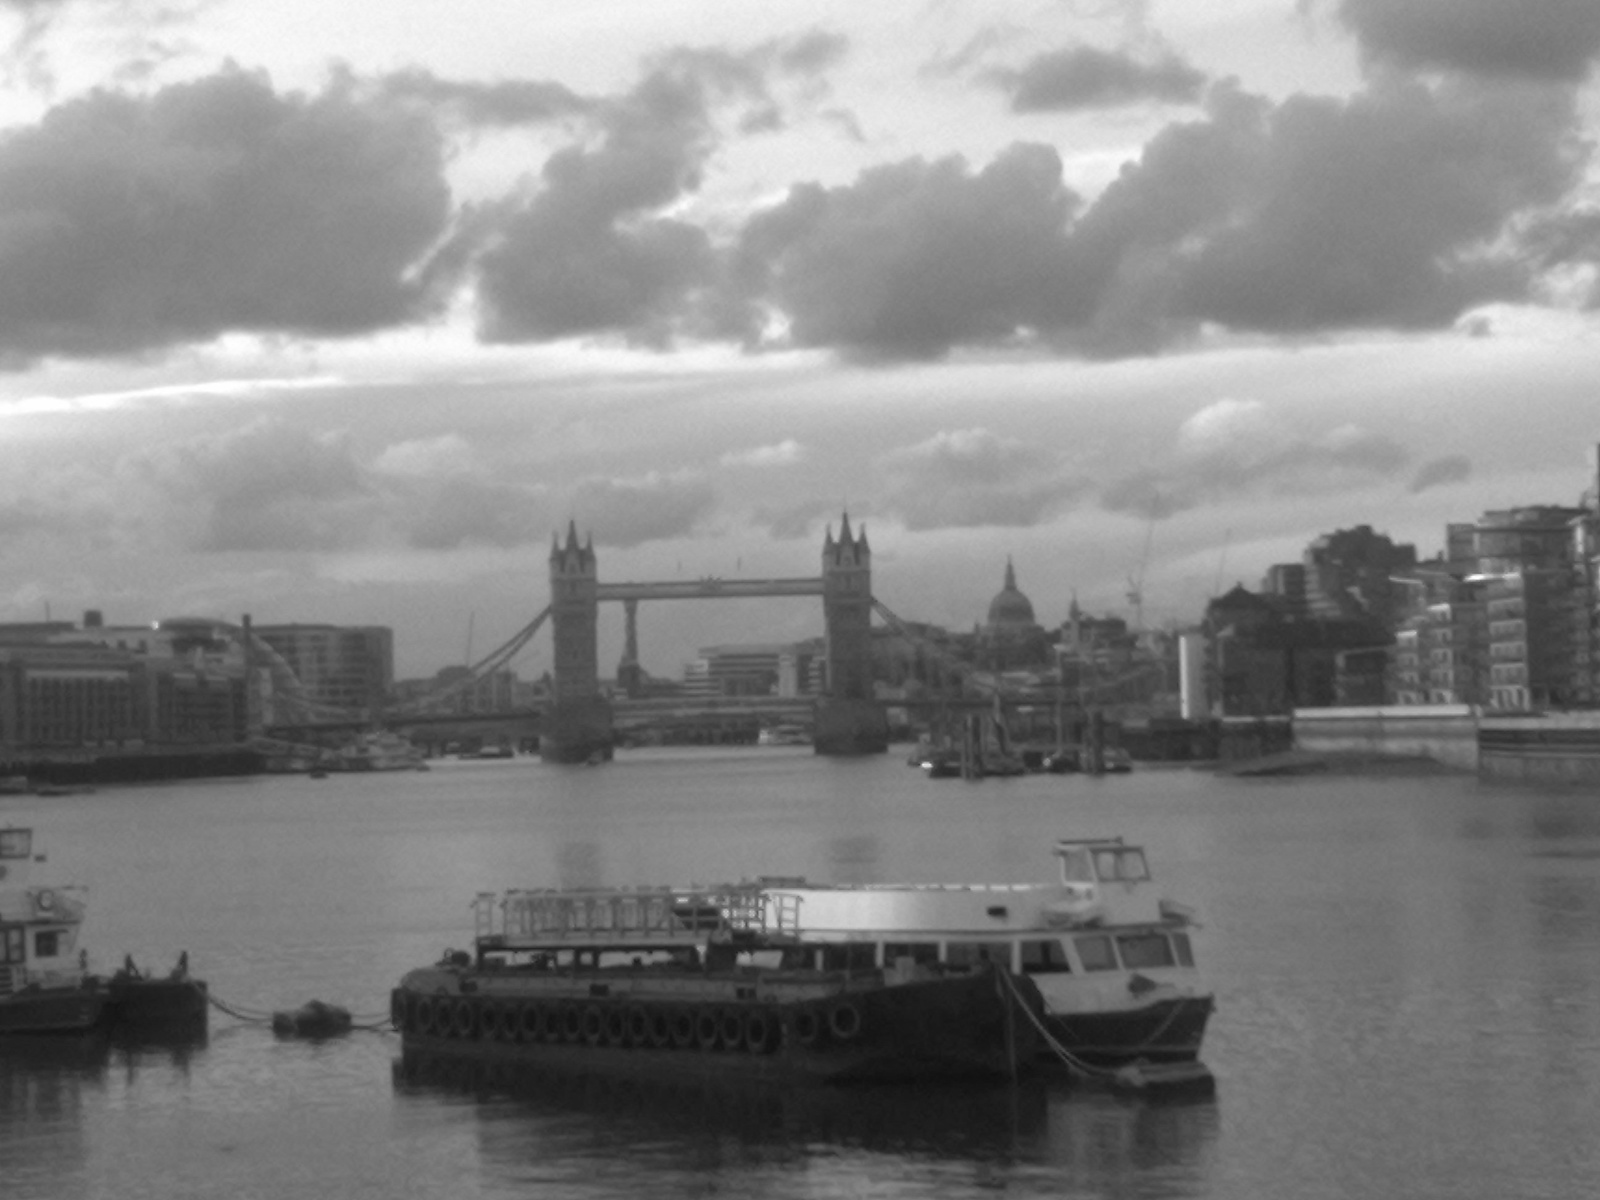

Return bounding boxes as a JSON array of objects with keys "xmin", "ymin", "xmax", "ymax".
[
  {"xmin": 330, "ymin": 731, "xmax": 427, "ymax": 771},
  {"xmin": 756, "ymin": 723, "xmax": 810, "ymax": 746},
  {"xmin": 752, "ymin": 837, "xmax": 1213, "ymax": 1085}
]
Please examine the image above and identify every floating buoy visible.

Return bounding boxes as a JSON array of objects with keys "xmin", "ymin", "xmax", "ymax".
[{"xmin": 271, "ymin": 999, "xmax": 354, "ymax": 1039}]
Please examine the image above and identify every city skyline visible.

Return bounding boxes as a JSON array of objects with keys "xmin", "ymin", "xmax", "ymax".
[{"xmin": 2, "ymin": 2, "xmax": 1599, "ymax": 678}]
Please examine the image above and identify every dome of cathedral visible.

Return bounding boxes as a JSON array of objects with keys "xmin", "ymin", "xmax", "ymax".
[{"xmin": 986, "ymin": 559, "xmax": 1036, "ymax": 628}]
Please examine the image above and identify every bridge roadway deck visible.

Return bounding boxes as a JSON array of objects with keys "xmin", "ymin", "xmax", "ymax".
[{"xmin": 594, "ymin": 577, "xmax": 824, "ymax": 601}]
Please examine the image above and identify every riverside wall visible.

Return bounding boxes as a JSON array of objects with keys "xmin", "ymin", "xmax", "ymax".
[
  {"xmin": 1291, "ymin": 705, "xmax": 1480, "ymax": 771},
  {"xmin": 1476, "ymin": 711, "xmax": 1600, "ymax": 785}
]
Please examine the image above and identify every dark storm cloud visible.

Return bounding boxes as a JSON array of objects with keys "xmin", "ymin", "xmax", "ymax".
[
  {"xmin": 775, "ymin": 29, "xmax": 849, "ymax": 76},
  {"xmin": 993, "ymin": 44, "xmax": 1206, "ymax": 112},
  {"xmin": 1332, "ymin": 0, "xmax": 1600, "ymax": 82},
  {"xmin": 121, "ymin": 420, "xmax": 559, "ymax": 554},
  {"xmin": 725, "ymin": 143, "xmax": 1080, "ymax": 360},
  {"xmin": 1100, "ymin": 401, "xmax": 1411, "ymax": 518},
  {"xmin": 877, "ymin": 429, "xmax": 1088, "ymax": 530},
  {"xmin": 0, "ymin": 495, "xmax": 64, "ymax": 540},
  {"xmin": 467, "ymin": 33, "xmax": 845, "ymax": 346},
  {"xmin": 725, "ymin": 74, "xmax": 1585, "ymax": 360},
  {"xmin": 0, "ymin": 65, "xmax": 453, "ymax": 361},
  {"xmin": 1119, "ymin": 78, "xmax": 1581, "ymax": 336},
  {"xmin": 399, "ymin": 476, "xmax": 545, "ymax": 550},
  {"xmin": 1522, "ymin": 204, "xmax": 1600, "ymax": 306},
  {"xmin": 569, "ymin": 473, "xmax": 717, "ymax": 547},
  {"xmin": 754, "ymin": 497, "xmax": 839, "ymax": 541},
  {"xmin": 468, "ymin": 57, "xmax": 740, "ymax": 344},
  {"xmin": 370, "ymin": 434, "xmax": 550, "ymax": 550},
  {"xmin": 129, "ymin": 417, "xmax": 378, "ymax": 552},
  {"xmin": 1408, "ymin": 454, "xmax": 1473, "ymax": 494}
]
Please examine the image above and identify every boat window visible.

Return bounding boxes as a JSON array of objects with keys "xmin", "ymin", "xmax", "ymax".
[
  {"xmin": 1117, "ymin": 850, "xmax": 1151, "ymax": 881},
  {"xmin": 1093, "ymin": 848, "xmax": 1151, "ymax": 882},
  {"xmin": 1020, "ymin": 939, "xmax": 1072, "ymax": 975},
  {"xmin": 2, "ymin": 926, "xmax": 23, "ymax": 964},
  {"xmin": 34, "ymin": 931, "xmax": 59, "ymax": 958},
  {"xmin": 944, "ymin": 941, "xmax": 1006, "ymax": 967},
  {"xmin": 779, "ymin": 945, "xmax": 818, "ymax": 970},
  {"xmin": 820, "ymin": 943, "xmax": 876, "ymax": 972},
  {"xmin": 1075, "ymin": 934, "xmax": 1118, "ymax": 971},
  {"xmin": 883, "ymin": 941, "xmax": 939, "ymax": 965},
  {"xmin": 1116, "ymin": 932, "xmax": 1176, "ymax": 969},
  {"xmin": 0, "ymin": 828, "xmax": 31, "ymax": 859},
  {"xmin": 1058, "ymin": 847, "xmax": 1095, "ymax": 883},
  {"xmin": 1171, "ymin": 932, "xmax": 1194, "ymax": 967}
]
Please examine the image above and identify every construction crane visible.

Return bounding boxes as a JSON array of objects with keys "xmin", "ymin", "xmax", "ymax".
[
  {"xmin": 1126, "ymin": 516, "xmax": 1156, "ymax": 633},
  {"xmin": 1211, "ymin": 528, "xmax": 1233, "ymax": 598}
]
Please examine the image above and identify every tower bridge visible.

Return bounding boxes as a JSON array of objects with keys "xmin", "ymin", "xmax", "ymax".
[
  {"xmin": 263, "ymin": 512, "xmax": 1040, "ymax": 763},
  {"xmin": 544, "ymin": 514, "xmax": 885, "ymax": 762}
]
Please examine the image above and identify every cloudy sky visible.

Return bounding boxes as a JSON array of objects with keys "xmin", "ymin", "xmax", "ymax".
[{"xmin": 2, "ymin": 0, "xmax": 1599, "ymax": 680}]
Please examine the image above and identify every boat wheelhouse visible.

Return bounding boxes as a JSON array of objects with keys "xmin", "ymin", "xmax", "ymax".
[
  {"xmin": 755, "ymin": 838, "xmax": 1213, "ymax": 1079},
  {"xmin": 391, "ymin": 879, "xmax": 1046, "ymax": 1085},
  {"xmin": 0, "ymin": 826, "xmax": 105, "ymax": 1034}
]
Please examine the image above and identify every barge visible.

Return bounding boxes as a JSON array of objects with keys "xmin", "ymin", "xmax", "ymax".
[{"xmin": 392, "ymin": 881, "xmax": 1045, "ymax": 1084}]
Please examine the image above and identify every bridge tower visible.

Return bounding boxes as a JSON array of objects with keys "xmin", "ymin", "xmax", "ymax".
[
  {"xmin": 544, "ymin": 521, "xmax": 613, "ymax": 762},
  {"xmin": 814, "ymin": 514, "xmax": 889, "ymax": 755},
  {"xmin": 616, "ymin": 599, "xmax": 643, "ymax": 698}
]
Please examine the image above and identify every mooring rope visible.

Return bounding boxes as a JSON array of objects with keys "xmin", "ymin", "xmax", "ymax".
[
  {"xmin": 997, "ymin": 970, "xmax": 1122, "ymax": 1081},
  {"xmin": 206, "ymin": 992, "xmax": 275, "ymax": 1025},
  {"xmin": 205, "ymin": 991, "xmax": 395, "ymax": 1033}
]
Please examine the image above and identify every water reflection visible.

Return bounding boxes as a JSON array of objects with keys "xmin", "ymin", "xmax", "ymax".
[
  {"xmin": 824, "ymin": 833, "xmax": 883, "ymax": 884},
  {"xmin": 394, "ymin": 1049, "xmax": 1219, "ymax": 1196},
  {"xmin": 557, "ymin": 841, "xmax": 604, "ymax": 890},
  {"xmin": 0, "ymin": 1032, "xmax": 206, "ymax": 1196}
]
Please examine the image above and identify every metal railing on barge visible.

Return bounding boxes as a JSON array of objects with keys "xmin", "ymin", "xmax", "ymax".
[{"xmin": 472, "ymin": 884, "xmax": 804, "ymax": 950}]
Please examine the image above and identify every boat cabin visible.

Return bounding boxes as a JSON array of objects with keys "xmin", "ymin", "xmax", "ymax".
[{"xmin": 0, "ymin": 827, "xmax": 90, "ymax": 998}]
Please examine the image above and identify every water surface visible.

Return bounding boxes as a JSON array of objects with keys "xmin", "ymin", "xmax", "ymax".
[{"xmin": 3, "ymin": 749, "xmax": 1597, "ymax": 1198}]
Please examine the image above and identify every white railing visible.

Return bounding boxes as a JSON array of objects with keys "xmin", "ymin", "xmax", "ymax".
[{"xmin": 473, "ymin": 884, "xmax": 802, "ymax": 944}]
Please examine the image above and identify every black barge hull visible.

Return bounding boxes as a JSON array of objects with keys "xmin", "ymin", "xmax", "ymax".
[{"xmin": 392, "ymin": 969, "xmax": 1042, "ymax": 1084}]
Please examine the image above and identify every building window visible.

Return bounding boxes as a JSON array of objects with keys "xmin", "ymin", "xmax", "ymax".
[{"xmin": 34, "ymin": 931, "xmax": 59, "ymax": 958}]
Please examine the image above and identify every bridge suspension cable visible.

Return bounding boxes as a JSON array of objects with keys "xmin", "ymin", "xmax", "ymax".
[
  {"xmin": 869, "ymin": 597, "xmax": 1003, "ymax": 696},
  {"xmin": 385, "ymin": 606, "xmax": 552, "ymax": 716}
]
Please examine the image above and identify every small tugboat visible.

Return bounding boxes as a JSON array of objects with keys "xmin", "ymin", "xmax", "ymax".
[
  {"xmin": 0, "ymin": 826, "xmax": 106, "ymax": 1033},
  {"xmin": 392, "ymin": 881, "xmax": 1045, "ymax": 1085},
  {"xmin": 756, "ymin": 838, "xmax": 1214, "ymax": 1090},
  {"xmin": 1, "ymin": 825, "xmax": 207, "ymax": 1038}
]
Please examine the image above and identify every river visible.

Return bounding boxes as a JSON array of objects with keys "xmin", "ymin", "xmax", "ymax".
[{"xmin": 2, "ymin": 749, "xmax": 1598, "ymax": 1199}]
